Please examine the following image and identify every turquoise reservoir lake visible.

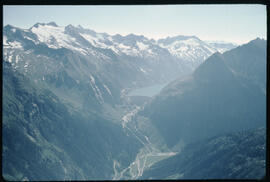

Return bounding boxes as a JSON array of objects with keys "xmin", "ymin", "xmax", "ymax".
[{"xmin": 128, "ymin": 83, "xmax": 168, "ymax": 97}]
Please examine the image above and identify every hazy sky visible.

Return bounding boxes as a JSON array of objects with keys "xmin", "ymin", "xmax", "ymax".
[{"xmin": 3, "ymin": 5, "xmax": 266, "ymax": 44}]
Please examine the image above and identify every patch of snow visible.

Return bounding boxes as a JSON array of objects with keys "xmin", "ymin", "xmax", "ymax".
[
  {"xmin": 89, "ymin": 75, "xmax": 104, "ymax": 104},
  {"xmin": 120, "ymin": 45, "xmax": 139, "ymax": 56},
  {"xmin": 107, "ymin": 45, "xmax": 120, "ymax": 54},
  {"xmin": 140, "ymin": 67, "xmax": 147, "ymax": 73},
  {"xmin": 31, "ymin": 24, "xmax": 88, "ymax": 55},
  {"xmin": 8, "ymin": 55, "xmax": 13, "ymax": 63},
  {"xmin": 7, "ymin": 41, "xmax": 23, "ymax": 50},
  {"xmin": 118, "ymin": 43, "xmax": 130, "ymax": 50},
  {"xmin": 181, "ymin": 38, "xmax": 200, "ymax": 46},
  {"xmin": 96, "ymin": 33, "xmax": 105, "ymax": 40},
  {"xmin": 90, "ymin": 75, "xmax": 95, "ymax": 83},
  {"xmin": 137, "ymin": 41, "xmax": 149, "ymax": 50},
  {"xmin": 3, "ymin": 50, "xmax": 7, "ymax": 57},
  {"xmin": 24, "ymin": 36, "xmax": 38, "ymax": 44},
  {"xmin": 206, "ymin": 40, "xmax": 238, "ymax": 45},
  {"xmin": 72, "ymin": 47, "xmax": 88, "ymax": 55},
  {"xmin": 25, "ymin": 133, "xmax": 36, "ymax": 143},
  {"xmin": 108, "ymin": 36, "xmax": 113, "ymax": 41},
  {"xmin": 159, "ymin": 38, "xmax": 217, "ymax": 62},
  {"xmin": 80, "ymin": 33, "xmax": 119, "ymax": 57},
  {"xmin": 15, "ymin": 55, "xmax": 19, "ymax": 63},
  {"xmin": 103, "ymin": 84, "xmax": 112, "ymax": 96},
  {"xmin": 204, "ymin": 45, "xmax": 216, "ymax": 54},
  {"xmin": 3, "ymin": 36, "xmax": 8, "ymax": 45},
  {"xmin": 25, "ymin": 50, "xmax": 34, "ymax": 54},
  {"xmin": 212, "ymin": 48, "xmax": 227, "ymax": 53},
  {"xmin": 31, "ymin": 25, "xmax": 66, "ymax": 45},
  {"xmin": 80, "ymin": 33, "xmax": 98, "ymax": 46},
  {"xmin": 179, "ymin": 46, "xmax": 188, "ymax": 51},
  {"xmin": 80, "ymin": 33, "xmax": 108, "ymax": 49}
]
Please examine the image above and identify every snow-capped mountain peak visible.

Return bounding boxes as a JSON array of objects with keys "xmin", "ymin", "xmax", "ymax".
[
  {"xmin": 157, "ymin": 35, "xmax": 217, "ymax": 63},
  {"xmin": 205, "ymin": 40, "xmax": 238, "ymax": 53},
  {"xmin": 32, "ymin": 22, "xmax": 58, "ymax": 29},
  {"xmin": 4, "ymin": 22, "xmax": 238, "ymax": 66}
]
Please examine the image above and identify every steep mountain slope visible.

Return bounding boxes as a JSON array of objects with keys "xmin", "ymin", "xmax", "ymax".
[
  {"xmin": 2, "ymin": 62, "xmax": 142, "ymax": 181},
  {"xmin": 3, "ymin": 23, "xmax": 192, "ymax": 115},
  {"xmin": 141, "ymin": 127, "xmax": 266, "ymax": 179},
  {"xmin": 139, "ymin": 38, "xmax": 266, "ymax": 148},
  {"xmin": 223, "ymin": 38, "xmax": 266, "ymax": 91}
]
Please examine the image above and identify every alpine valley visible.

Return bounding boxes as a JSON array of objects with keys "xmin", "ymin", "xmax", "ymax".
[{"xmin": 2, "ymin": 22, "xmax": 266, "ymax": 180}]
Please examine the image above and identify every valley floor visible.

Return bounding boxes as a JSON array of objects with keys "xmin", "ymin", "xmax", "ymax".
[{"xmin": 112, "ymin": 96, "xmax": 178, "ymax": 180}]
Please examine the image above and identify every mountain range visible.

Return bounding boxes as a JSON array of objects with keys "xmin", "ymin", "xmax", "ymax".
[
  {"xmin": 4, "ymin": 22, "xmax": 237, "ymax": 64},
  {"xmin": 2, "ymin": 22, "xmax": 266, "ymax": 180},
  {"xmin": 3, "ymin": 22, "xmax": 237, "ymax": 121},
  {"xmin": 139, "ymin": 38, "xmax": 266, "ymax": 148}
]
